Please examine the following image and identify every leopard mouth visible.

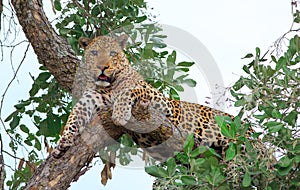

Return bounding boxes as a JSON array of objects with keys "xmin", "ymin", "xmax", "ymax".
[
  {"xmin": 98, "ymin": 74, "xmax": 109, "ymax": 81},
  {"xmin": 96, "ymin": 74, "xmax": 114, "ymax": 85}
]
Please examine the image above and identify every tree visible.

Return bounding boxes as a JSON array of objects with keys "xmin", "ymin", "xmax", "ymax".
[
  {"xmin": 0, "ymin": 0, "xmax": 299, "ymax": 190},
  {"xmin": 1, "ymin": 0, "xmax": 195, "ymax": 189}
]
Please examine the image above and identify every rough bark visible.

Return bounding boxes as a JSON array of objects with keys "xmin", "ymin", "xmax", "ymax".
[
  {"xmin": 23, "ymin": 111, "xmax": 125, "ymax": 190},
  {"xmin": 11, "ymin": 0, "xmax": 79, "ymax": 91},
  {"xmin": 23, "ymin": 103, "xmax": 179, "ymax": 189}
]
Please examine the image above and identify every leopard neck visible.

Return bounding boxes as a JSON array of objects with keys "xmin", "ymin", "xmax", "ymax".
[{"xmin": 111, "ymin": 66, "xmax": 144, "ymax": 93}]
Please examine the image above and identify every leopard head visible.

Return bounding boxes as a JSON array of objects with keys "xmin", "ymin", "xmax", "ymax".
[{"xmin": 78, "ymin": 34, "xmax": 129, "ymax": 87}]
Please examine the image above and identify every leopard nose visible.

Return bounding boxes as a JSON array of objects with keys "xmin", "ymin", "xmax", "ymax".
[{"xmin": 98, "ymin": 66, "xmax": 109, "ymax": 71}]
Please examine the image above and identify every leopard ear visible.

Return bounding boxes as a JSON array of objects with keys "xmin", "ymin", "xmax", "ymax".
[
  {"xmin": 78, "ymin": 37, "xmax": 91, "ymax": 49},
  {"xmin": 117, "ymin": 34, "xmax": 128, "ymax": 49}
]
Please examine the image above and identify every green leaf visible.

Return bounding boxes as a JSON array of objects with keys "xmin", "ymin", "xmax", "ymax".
[
  {"xmin": 135, "ymin": 15, "xmax": 147, "ymax": 23},
  {"xmin": 9, "ymin": 115, "xmax": 20, "ymax": 130},
  {"xmin": 183, "ymin": 79, "xmax": 197, "ymax": 87},
  {"xmin": 275, "ymin": 57, "xmax": 287, "ymax": 71},
  {"xmin": 206, "ymin": 148, "xmax": 222, "ymax": 159},
  {"xmin": 170, "ymin": 88, "xmax": 180, "ymax": 100},
  {"xmin": 278, "ymin": 156, "xmax": 292, "ymax": 167},
  {"xmin": 6, "ymin": 180, "xmax": 12, "ymax": 186},
  {"xmin": 121, "ymin": 134, "xmax": 134, "ymax": 147},
  {"xmin": 34, "ymin": 138, "xmax": 42, "ymax": 151},
  {"xmin": 145, "ymin": 166, "xmax": 168, "ymax": 178},
  {"xmin": 234, "ymin": 98, "xmax": 246, "ymax": 107},
  {"xmin": 91, "ymin": 5, "xmax": 101, "ymax": 16},
  {"xmin": 283, "ymin": 111, "xmax": 298, "ymax": 126},
  {"xmin": 34, "ymin": 115, "xmax": 40, "ymax": 124},
  {"xmin": 14, "ymin": 100, "xmax": 31, "ymax": 110},
  {"xmin": 191, "ymin": 146, "xmax": 206, "ymax": 158},
  {"xmin": 177, "ymin": 61, "xmax": 195, "ymax": 67},
  {"xmin": 39, "ymin": 113, "xmax": 61, "ymax": 137},
  {"xmin": 225, "ymin": 143, "xmax": 236, "ymax": 161},
  {"xmin": 232, "ymin": 77, "xmax": 245, "ymax": 91},
  {"xmin": 37, "ymin": 72, "xmax": 51, "ymax": 81},
  {"xmin": 277, "ymin": 164, "xmax": 293, "ymax": 176},
  {"xmin": 195, "ymin": 157, "xmax": 205, "ymax": 166},
  {"xmin": 167, "ymin": 51, "xmax": 176, "ymax": 65},
  {"xmin": 271, "ymin": 55, "xmax": 277, "ymax": 63},
  {"xmin": 242, "ymin": 53, "xmax": 253, "ymax": 59},
  {"xmin": 176, "ymin": 152, "xmax": 189, "ymax": 164},
  {"xmin": 229, "ymin": 123, "xmax": 237, "ymax": 138},
  {"xmin": 181, "ymin": 176, "xmax": 197, "ymax": 186},
  {"xmin": 271, "ymin": 109, "xmax": 282, "ymax": 119},
  {"xmin": 255, "ymin": 47, "xmax": 260, "ymax": 57},
  {"xmin": 24, "ymin": 139, "xmax": 32, "ymax": 146},
  {"xmin": 242, "ymin": 65, "xmax": 251, "ymax": 74},
  {"xmin": 59, "ymin": 28, "xmax": 71, "ymax": 35},
  {"xmin": 166, "ymin": 157, "xmax": 176, "ymax": 176},
  {"xmin": 54, "ymin": 0, "xmax": 62, "ymax": 11},
  {"xmin": 175, "ymin": 74, "xmax": 189, "ymax": 82},
  {"xmin": 242, "ymin": 172, "xmax": 251, "ymax": 187},
  {"xmin": 5, "ymin": 111, "xmax": 17, "ymax": 122},
  {"xmin": 29, "ymin": 83, "xmax": 40, "ymax": 97},
  {"xmin": 233, "ymin": 117, "xmax": 241, "ymax": 127},
  {"xmin": 20, "ymin": 124, "xmax": 29, "ymax": 133},
  {"xmin": 173, "ymin": 84, "xmax": 184, "ymax": 92},
  {"xmin": 152, "ymin": 80, "xmax": 162, "ymax": 89},
  {"xmin": 215, "ymin": 116, "xmax": 233, "ymax": 138},
  {"xmin": 177, "ymin": 68, "xmax": 189, "ymax": 72},
  {"xmin": 183, "ymin": 134, "xmax": 194, "ymax": 154},
  {"xmin": 254, "ymin": 114, "xmax": 267, "ymax": 122},
  {"xmin": 264, "ymin": 121, "xmax": 284, "ymax": 133}
]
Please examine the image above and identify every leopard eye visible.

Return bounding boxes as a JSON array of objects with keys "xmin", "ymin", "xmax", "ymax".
[
  {"xmin": 91, "ymin": 50, "xmax": 98, "ymax": 56},
  {"xmin": 110, "ymin": 51, "xmax": 117, "ymax": 57}
]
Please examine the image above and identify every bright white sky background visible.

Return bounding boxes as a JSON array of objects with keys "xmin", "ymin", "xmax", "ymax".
[{"xmin": 0, "ymin": 0, "xmax": 294, "ymax": 189}]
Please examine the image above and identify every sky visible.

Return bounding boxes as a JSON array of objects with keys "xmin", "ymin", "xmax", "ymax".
[{"xmin": 0, "ymin": 0, "xmax": 293, "ymax": 189}]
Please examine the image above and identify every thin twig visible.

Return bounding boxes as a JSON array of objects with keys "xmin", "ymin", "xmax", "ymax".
[{"xmin": 0, "ymin": 43, "xmax": 30, "ymax": 170}]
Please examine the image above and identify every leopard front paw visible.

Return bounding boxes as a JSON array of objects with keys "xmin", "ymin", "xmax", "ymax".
[
  {"xmin": 51, "ymin": 146, "xmax": 70, "ymax": 159},
  {"xmin": 112, "ymin": 107, "xmax": 132, "ymax": 126},
  {"xmin": 51, "ymin": 138, "xmax": 72, "ymax": 159}
]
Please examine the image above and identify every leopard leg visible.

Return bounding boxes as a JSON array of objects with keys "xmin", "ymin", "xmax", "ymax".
[
  {"xmin": 112, "ymin": 87, "xmax": 173, "ymax": 126},
  {"xmin": 52, "ymin": 89, "xmax": 108, "ymax": 158}
]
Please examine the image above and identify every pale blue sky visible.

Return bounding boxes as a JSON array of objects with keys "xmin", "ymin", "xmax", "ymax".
[{"xmin": 0, "ymin": 1, "xmax": 292, "ymax": 189}]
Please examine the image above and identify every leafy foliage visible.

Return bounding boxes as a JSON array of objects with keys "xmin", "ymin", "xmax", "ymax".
[
  {"xmin": 148, "ymin": 134, "xmax": 228, "ymax": 189},
  {"xmin": 147, "ymin": 34, "xmax": 300, "ymax": 189},
  {"xmin": 230, "ymin": 35, "xmax": 300, "ymax": 189}
]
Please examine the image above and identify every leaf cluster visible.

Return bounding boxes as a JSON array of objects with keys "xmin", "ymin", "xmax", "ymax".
[
  {"xmin": 4, "ymin": 66, "xmax": 71, "ymax": 189},
  {"xmin": 229, "ymin": 35, "xmax": 300, "ymax": 189},
  {"xmin": 148, "ymin": 35, "xmax": 300, "ymax": 189},
  {"xmin": 147, "ymin": 134, "xmax": 229, "ymax": 190}
]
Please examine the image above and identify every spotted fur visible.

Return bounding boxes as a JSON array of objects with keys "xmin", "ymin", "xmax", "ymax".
[{"xmin": 52, "ymin": 35, "xmax": 242, "ymax": 159}]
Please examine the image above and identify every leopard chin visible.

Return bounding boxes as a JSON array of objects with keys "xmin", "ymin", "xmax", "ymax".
[
  {"xmin": 96, "ymin": 81, "xmax": 111, "ymax": 87},
  {"xmin": 95, "ymin": 74, "xmax": 115, "ymax": 87}
]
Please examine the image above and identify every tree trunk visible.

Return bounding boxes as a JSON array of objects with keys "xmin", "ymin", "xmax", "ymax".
[{"xmin": 11, "ymin": 0, "xmax": 79, "ymax": 91}]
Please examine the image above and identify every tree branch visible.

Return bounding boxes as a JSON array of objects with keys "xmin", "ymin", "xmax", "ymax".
[
  {"xmin": 24, "ymin": 110, "xmax": 124, "ymax": 190},
  {"xmin": 11, "ymin": 0, "xmax": 79, "ymax": 91},
  {"xmin": 23, "ymin": 100, "xmax": 182, "ymax": 189}
]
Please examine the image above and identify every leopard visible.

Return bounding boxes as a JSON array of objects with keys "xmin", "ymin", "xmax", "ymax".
[{"xmin": 51, "ymin": 34, "xmax": 270, "ymax": 165}]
